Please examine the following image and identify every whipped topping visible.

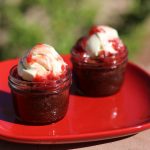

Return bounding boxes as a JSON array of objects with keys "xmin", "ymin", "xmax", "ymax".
[
  {"xmin": 17, "ymin": 44, "xmax": 67, "ymax": 81},
  {"xmin": 85, "ymin": 25, "xmax": 121, "ymax": 57}
]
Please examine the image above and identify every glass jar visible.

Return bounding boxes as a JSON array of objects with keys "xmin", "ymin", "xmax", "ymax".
[
  {"xmin": 8, "ymin": 65, "xmax": 71, "ymax": 124},
  {"xmin": 71, "ymin": 49, "xmax": 128, "ymax": 97}
]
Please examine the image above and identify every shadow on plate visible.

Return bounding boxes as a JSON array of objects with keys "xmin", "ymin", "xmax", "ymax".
[
  {"xmin": 0, "ymin": 90, "xmax": 17, "ymax": 123},
  {"xmin": 70, "ymin": 78, "xmax": 112, "ymax": 98},
  {"xmin": 70, "ymin": 80, "xmax": 84, "ymax": 96},
  {"xmin": 0, "ymin": 90, "xmax": 71, "ymax": 126},
  {"xmin": 0, "ymin": 81, "xmax": 84, "ymax": 125}
]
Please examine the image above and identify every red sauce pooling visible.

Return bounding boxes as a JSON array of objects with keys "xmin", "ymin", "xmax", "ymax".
[
  {"xmin": 33, "ymin": 67, "xmax": 66, "ymax": 82},
  {"xmin": 47, "ymin": 72, "xmax": 59, "ymax": 80},
  {"xmin": 36, "ymin": 43, "xmax": 44, "ymax": 46},
  {"xmin": 26, "ymin": 53, "xmax": 33, "ymax": 63},
  {"xmin": 33, "ymin": 74, "xmax": 47, "ymax": 82},
  {"xmin": 61, "ymin": 65, "xmax": 65, "ymax": 72},
  {"xmin": 109, "ymin": 38, "xmax": 126, "ymax": 52},
  {"xmin": 89, "ymin": 25, "xmax": 105, "ymax": 35},
  {"xmin": 33, "ymin": 73, "xmax": 60, "ymax": 82},
  {"xmin": 98, "ymin": 50, "xmax": 115, "ymax": 63}
]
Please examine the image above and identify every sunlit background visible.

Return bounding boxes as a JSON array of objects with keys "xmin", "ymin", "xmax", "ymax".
[{"xmin": 0, "ymin": 0, "xmax": 150, "ymax": 69}]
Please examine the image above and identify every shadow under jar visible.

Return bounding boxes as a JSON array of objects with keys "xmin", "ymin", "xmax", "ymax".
[
  {"xmin": 8, "ymin": 66, "xmax": 71, "ymax": 125},
  {"xmin": 71, "ymin": 50, "xmax": 128, "ymax": 97}
]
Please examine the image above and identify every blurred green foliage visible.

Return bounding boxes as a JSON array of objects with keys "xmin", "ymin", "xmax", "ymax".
[
  {"xmin": 0, "ymin": 0, "xmax": 150, "ymax": 60},
  {"xmin": 0, "ymin": 0, "xmax": 96, "ymax": 60},
  {"xmin": 117, "ymin": 0, "xmax": 150, "ymax": 58}
]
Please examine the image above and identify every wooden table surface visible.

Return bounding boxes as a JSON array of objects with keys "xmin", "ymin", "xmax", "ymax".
[{"xmin": 0, "ymin": 129, "xmax": 150, "ymax": 150}]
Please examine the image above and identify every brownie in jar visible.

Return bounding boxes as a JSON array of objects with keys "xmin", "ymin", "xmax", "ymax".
[
  {"xmin": 71, "ymin": 25, "xmax": 128, "ymax": 97},
  {"xmin": 8, "ymin": 44, "xmax": 71, "ymax": 124}
]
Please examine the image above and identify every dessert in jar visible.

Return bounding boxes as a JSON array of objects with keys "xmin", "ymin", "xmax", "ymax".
[
  {"xmin": 8, "ymin": 44, "xmax": 71, "ymax": 124},
  {"xmin": 71, "ymin": 25, "xmax": 128, "ymax": 97}
]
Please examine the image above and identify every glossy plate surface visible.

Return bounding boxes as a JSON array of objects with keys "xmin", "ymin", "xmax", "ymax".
[{"xmin": 0, "ymin": 55, "xmax": 150, "ymax": 144}]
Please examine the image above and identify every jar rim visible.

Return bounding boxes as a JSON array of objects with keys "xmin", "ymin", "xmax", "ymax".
[
  {"xmin": 8, "ymin": 65, "xmax": 71, "ymax": 89},
  {"xmin": 71, "ymin": 49, "xmax": 128, "ymax": 68}
]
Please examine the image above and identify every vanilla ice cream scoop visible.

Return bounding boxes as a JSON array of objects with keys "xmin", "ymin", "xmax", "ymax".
[
  {"xmin": 85, "ymin": 25, "xmax": 122, "ymax": 57},
  {"xmin": 17, "ymin": 44, "xmax": 67, "ymax": 81}
]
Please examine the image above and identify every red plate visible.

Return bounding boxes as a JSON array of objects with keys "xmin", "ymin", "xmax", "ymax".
[{"xmin": 0, "ymin": 54, "xmax": 150, "ymax": 144}]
